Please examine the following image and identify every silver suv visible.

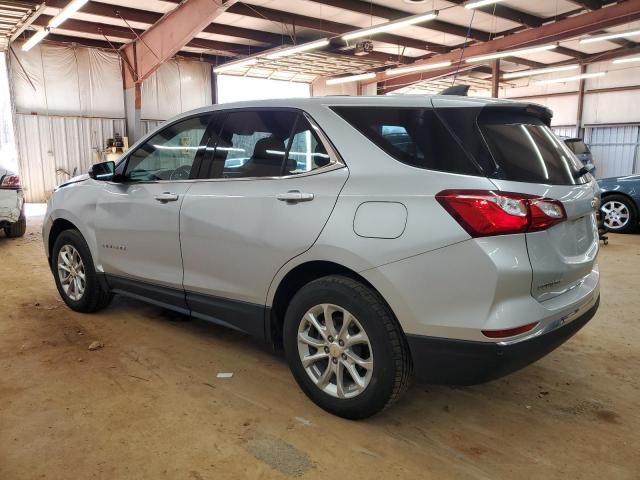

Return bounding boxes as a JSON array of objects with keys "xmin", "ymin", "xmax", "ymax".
[{"xmin": 44, "ymin": 96, "xmax": 600, "ymax": 419}]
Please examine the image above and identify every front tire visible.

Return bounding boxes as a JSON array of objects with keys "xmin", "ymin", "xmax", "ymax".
[
  {"xmin": 51, "ymin": 229, "xmax": 112, "ymax": 313},
  {"xmin": 601, "ymin": 194, "xmax": 637, "ymax": 233},
  {"xmin": 283, "ymin": 275, "xmax": 412, "ymax": 419}
]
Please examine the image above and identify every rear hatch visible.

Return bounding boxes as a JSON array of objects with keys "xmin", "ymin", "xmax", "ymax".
[{"xmin": 433, "ymin": 99, "xmax": 599, "ymax": 302}]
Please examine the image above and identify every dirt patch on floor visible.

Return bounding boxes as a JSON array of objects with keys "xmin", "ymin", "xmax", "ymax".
[{"xmin": 1, "ymin": 218, "xmax": 639, "ymax": 479}]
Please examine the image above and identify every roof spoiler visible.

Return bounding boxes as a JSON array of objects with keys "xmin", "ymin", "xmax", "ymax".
[{"xmin": 439, "ymin": 85, "xmax": 470, "ymax": 96}]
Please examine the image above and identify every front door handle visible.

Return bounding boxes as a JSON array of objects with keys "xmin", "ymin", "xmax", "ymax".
[
  {"xmin": 276, "ymin": 190, "xmax": 314, "ymax": 203},
  {"xmin": 155, "ymin": 192, "xmax": 179, "ymax": 203}
]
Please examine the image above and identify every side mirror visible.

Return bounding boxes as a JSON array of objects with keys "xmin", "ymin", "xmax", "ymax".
[{"xmin": 89, "ymin": 161, "xmax": 115, "ymax": 181}]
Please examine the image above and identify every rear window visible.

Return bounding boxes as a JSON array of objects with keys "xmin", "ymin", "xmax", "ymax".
[
  {"xmin": 478, "ymin": 110, "xmax": 586, "ymax": 185},
  {"xmin": 331, "ymin": 107, "xmax": 480, "ymax": 176},
  {"xmin": 564, "ymin": 139, "xmax": 590, "ymax": 154}
]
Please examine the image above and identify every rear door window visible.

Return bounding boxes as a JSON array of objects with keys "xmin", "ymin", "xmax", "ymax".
[
  {"xmin": 215, "ymin": 110, "xmax": 297, "ymax": 179},
  {"xmin": 283, "ymin": 115, "xmax": 332, "ymax": 175},
  {"xmin": 331, "ymin": 107, "xmax": 480, "ymax": 176}
]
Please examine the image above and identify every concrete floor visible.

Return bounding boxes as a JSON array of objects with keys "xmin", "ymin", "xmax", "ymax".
[{"xmin": 1, "ymin": 211, "xmax": 639, "ymax": 480}]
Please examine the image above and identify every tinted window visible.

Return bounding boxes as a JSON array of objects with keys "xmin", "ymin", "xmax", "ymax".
[
  {"xmin": 479, "ymin": 111, "xmax": 585, "ymax": 185},
  {"xmin": 331, "ymin": 107, "xmax": 480, "ymax": 175},
  {"xmin": 216, "ymin": 110, "xmax": 297, "ymax": 178},
  {"xmin": 125, "ymin": 116, "xmax": 211, "ymax": 181},
  {"xmin": 284, "ymin": 115, "xmax": 332, "ymax": 175},
  {"xmin": 565, "ymin": 139, "xmax": 590, "ymax": 155}
]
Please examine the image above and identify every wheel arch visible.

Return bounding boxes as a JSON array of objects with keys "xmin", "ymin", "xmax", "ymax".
[
  {"xmin": 268, "ymin": 260, "xmax": 402, "ymax": 348},
  {"xmin": 48, "ymin": 218, "xmax": 79, "ymax": 264}
]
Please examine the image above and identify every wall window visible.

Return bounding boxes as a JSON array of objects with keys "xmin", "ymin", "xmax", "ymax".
[{"xmin": 125, "ymin": 115, "xmax": 211, "ymax": 181}]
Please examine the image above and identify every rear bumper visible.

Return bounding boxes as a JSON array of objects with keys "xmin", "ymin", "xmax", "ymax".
[
  {"xmin": 407, "ymin": 294, "xmax": 600, "ymax": 385},
  {"xmin": 0, "ymin": 188, "xmax": 24, "ymax": 225}
]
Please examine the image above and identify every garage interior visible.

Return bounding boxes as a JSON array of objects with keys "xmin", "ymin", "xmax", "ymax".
[{"xmin": 1, "ymin": 0, "xmax": 639, "ymax": 478}]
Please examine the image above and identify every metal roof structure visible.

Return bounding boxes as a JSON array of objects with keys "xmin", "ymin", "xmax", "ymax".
[
  {"xmin": 0, "ymin": 0, "xmax": 40, "ymax": 50},
  {"xmin": 2, "ymin": 0, "xmax": 640, "ymax": 89}
]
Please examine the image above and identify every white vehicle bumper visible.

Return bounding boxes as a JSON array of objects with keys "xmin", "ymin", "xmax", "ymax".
[{"xmin": 0, "ymin": 189, "xmax": 24, "ymax": 225}]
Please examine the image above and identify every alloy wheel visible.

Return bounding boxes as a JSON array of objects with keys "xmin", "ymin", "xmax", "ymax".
[
  {"xmin": 57, "ymin": 244, "xmax": 86, "ymax": 301},
  {"xmin": 601, "ymin": 200, "xmax": 630, "ymax": 230},
  {"xmin": 297, "ymin": 303, "xmax": 373, "ymax": 399}
]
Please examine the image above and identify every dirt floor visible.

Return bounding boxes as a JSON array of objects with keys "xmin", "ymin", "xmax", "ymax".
[{"xmin": 1, "ymin": 208, "xmax": 639, "ymax": 480}]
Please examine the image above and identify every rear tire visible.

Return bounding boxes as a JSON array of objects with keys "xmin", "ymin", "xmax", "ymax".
[
  {"xmin": 283, "ymin": 275, "xmax": 412, "ymax": 419},
  {"xmin": 601, "ymin": 194, "xmax": 637, "ymax": 233},
  {"xmin": 52, "ymin": 229, "xmax": 112, "ymax": 313},
  {"xmin": 4, "ymin": 215, "xmax": 26, "ymax": 238}
]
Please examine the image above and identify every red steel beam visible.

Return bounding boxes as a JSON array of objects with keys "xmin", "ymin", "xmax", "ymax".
[
  {"xmin": 378, "ymin": 0, "xmax": 640, "ymax": 92},
  {"xmin": 121, "ymin": 0, "xmax": 238, "ymax": 88},
  {"xmin": 33, "ymin": 14, "xmax": 251, "ymax": 57},
  {"xmin": 45, "ymin": 0, "xmax": 294, "ymax": 47},
  {"xmin": 379, "ymin": 43, "xmax": 640, "ymax": 94}
]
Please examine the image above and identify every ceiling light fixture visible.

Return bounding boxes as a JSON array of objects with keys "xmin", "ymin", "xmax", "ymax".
[
  {"xmin": 213, "ymin": 58, "xmax": 258, "ymax": 73},
  {"xmin": 579, "ymin": 29, "xmax": 640, "ymax": 44},
  {"xmin": 466, "ymin": 44, "xmax": 557, "ymax": 63},
  {"xmin": 342, "ymin": 11, "xmax": 438, "ymax": 41},
  {"xmin": 613, "ymin": 56, "xmax": 640, "ymax": 64},
  {"xmin": 265, "ymin": 38, "xmax": 330, "ymax": 59},
  {"xmin": 326, "ymin": 72, "xmax": 376, "ymax": 85},
  {"xmin": 48, "ymin": 0, "xmax": 89, "ymax": 28},
  {"xmin": 503, "ymin": 64, "xmax": 579, "ymax": 79},
  {"xmin": 385, "ymin": 60, "xmax": 452, "ymax": 76},
  {"xmin": 22, "ymin": 28, "xmax": 49, "ymax": 51},
  {"xmin": 465, "ymin": 0, "xmax": 506, "ymax": 9},
  {"xmin": 534, "ymin": 71, "xmax": 606, "ymax": 85}
]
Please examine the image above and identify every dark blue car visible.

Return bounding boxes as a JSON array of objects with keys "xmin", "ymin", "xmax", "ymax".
[{"xmin": 598, "ymin": 174, "xmax": 640, "ymax": 233}]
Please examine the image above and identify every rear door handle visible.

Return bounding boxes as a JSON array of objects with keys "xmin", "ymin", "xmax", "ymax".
[
  {"xmin": 276, "ymin": 190, "xmax": 314, "ymax": 203},
  {"xmin": 154, "ymin": 192, "xmax": 179, "ymax": 203}
]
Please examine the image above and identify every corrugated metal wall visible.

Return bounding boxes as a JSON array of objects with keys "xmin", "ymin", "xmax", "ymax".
[
  {"xmin": 585, "ymin": 125, "xmax": 640, "ymax": 178},
  {"xmin": 552, "ymin": 126, "xmax": 578, "ymax": 138},
  {"xmin": 141, "ymin": 119, "xmax": 164, "ymax": 137},
  {"xmin": 16, "ymin": 114, "xmax": 125, "ymax": 202}
]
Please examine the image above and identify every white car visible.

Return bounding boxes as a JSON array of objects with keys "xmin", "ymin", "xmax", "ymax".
[
  {"xmin": 0, "ymin": 162, "xmax": 25, "ymax": 238},
  {"xmin": 43, "ymin": 96, "xmax": 600, "ymax": 418}
]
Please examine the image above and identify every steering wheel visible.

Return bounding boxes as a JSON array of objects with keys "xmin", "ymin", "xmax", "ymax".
[{"xmin": 170, "ymin": 164, "xmax": 192, "ymax": 181}]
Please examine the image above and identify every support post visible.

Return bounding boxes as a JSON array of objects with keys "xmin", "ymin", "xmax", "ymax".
[
  {"xmin": 121, "ymin": 0, "xmax": 237, "ymax": 141},
  {"xmin": 576, "ymin": 64, "xmax": 587, "ymax": 138},
  {"xmin": 211, "ymin": 68, "xmax": 218, "ymax": 105},
  {"xmin": 491, "ymin": 59, "xmax": 500, "ymax": 98},
  {"xmin": 122, "ymin": 43, "xmax": 142, "ymax": 142}
]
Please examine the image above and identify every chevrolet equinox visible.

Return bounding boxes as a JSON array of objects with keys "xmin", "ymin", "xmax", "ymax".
[{"xmin": 44, "ymin": 96, "xmax": 600, "ymax": 419}]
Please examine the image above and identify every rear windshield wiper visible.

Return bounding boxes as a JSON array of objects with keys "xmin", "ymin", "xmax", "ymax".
[{"xmin": 575, "ymin": 164, "xmax": 595, "ymax": 179}]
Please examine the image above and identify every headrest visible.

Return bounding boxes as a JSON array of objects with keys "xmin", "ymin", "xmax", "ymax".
[{"xmin": 253, "ymin": 137, "xmax": 285, "ymax": 162}]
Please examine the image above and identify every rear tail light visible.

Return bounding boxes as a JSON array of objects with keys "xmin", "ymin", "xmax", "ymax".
[
  {"xmin": 436, "ymin": 190, "xmax": 566, "ymax": 237},
  {"xmin": 0, "ymin": 174, "xmax": 21, "ymax": 189},
  {"xmin": 482, "ymin": 321, "xmax": 539, "ymax": 338}
]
